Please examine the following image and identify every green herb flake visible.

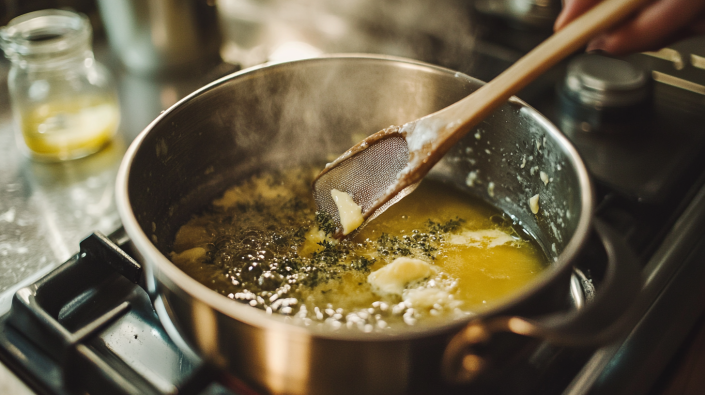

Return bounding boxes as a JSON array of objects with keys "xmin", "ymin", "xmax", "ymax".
[
  {"xmin": 426, "ymin": 217, "xmax": 466, "ymax": 234},
  {"xmin": 350, "ymin": 256, "xmax": 376, "ymax": 272},
  {"xmin": 315, "ymin": 211, "xmax": 337, "ymax": 236}
]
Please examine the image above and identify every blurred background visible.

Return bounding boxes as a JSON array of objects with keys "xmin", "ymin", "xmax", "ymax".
[
  {"xmin": 0, "ymin": 0, "xmax": 568, "ymax": 145},
  {"xmin": 1, "ymin": 0, "xmax": 493, "ymax": 144}
]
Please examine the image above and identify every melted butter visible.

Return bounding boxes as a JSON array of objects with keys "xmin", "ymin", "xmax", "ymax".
[
  {"xmin": 354, "ymin": 181, "xmax": 546, "ymax": 312},
  {"xmin": 20, "ymin": 94, "xmax": 118, "ymax": 159},
  {"xmin": 170, "ymin": 168, "xmax": 548, "ymax": 331}
]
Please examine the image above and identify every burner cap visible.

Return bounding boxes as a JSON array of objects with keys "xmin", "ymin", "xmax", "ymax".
[{"xmin": 563, "ymin": 54, "xmax": 650, "ymax": 109}]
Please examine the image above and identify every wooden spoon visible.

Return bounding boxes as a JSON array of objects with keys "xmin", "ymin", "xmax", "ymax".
[{"xmin": 313, "ymin": 0, "xmax": 649, "ymax": 238}]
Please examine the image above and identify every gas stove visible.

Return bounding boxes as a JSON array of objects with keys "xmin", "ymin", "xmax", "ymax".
[{"xmin": 2, "ymin": 2, "xmax": 705, "ymax": 394}]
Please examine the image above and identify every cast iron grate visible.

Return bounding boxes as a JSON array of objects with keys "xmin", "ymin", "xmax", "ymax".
[{"xmin": 0, "ymin": 230, "xmax": 232, "ymax": 395}]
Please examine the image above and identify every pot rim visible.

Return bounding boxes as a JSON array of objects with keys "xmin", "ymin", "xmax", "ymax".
[{"xmin": 116, "ymin": 53, "xmax": 594, "ymax": 341}]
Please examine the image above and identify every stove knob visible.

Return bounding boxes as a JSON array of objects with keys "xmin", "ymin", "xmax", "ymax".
[{"xmin": 558, "ymin": 54, "xmax": 652, "ymax": 133}]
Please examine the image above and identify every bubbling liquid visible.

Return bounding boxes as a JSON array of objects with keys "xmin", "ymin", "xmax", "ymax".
[{"xmin": 170, "ymin": 167, "xmax": 548, "ymax": 332}]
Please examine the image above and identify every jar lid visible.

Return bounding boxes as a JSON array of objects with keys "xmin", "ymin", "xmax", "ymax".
[{"xmin": 563, "ymin": 54, "xmax": 650, "ymax": 108}]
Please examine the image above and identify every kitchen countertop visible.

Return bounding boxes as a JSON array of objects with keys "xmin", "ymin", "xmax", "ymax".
[
  {"xmin": 0, "ymin": 55, "xmax": 237, "ymax": 310},
  {"xmin": 0, "ymin": 54, "xmax": 133, "ymax": 392},
  {"xmin": 0, "ymin": 50, "xmax": 121, "ymax": 395},
  {"xmin": 0, "ymin": 43, "xmax": 238, "ymax": 393}
]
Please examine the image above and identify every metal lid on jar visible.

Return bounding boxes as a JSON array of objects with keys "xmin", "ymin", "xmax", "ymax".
[{"xmin": 563, "ymin": 54, "xmax": 650, "ymax": 108}]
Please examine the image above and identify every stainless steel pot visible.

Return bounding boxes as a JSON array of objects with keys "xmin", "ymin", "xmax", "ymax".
[{"xmin": 115, "ymin": 55, "xmax": 640, "ymax": 395}]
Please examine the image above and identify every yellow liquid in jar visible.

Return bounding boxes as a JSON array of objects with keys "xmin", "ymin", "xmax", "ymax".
[{"xmin": 20, "ymin": 95, "xmax": 119, "ymax": 160}]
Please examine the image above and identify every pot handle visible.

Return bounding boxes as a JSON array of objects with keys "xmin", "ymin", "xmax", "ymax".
[{"xmin": 441, "ymin": 219, "xmax": 642, "ymax": 384}]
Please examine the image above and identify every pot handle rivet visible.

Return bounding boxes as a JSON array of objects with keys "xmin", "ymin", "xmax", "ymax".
[{"xmin": 440, "ymin": 320, "xmax": 507, "ymax": 384}]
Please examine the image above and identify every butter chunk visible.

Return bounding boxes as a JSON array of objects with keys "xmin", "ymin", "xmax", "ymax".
[
  {"xmin": 331, "ymin": 189, "xmax": 363, "ymax": 235},
  {"xmin": 540, "ymin": 171, "xmax": 549, "ymax": 186},
  {"xmin": 368, "ymin": 257, "xmax": 438, "ymax": 296},
  {"xmin": 530, "ymin": 194, "xmax": 540, "ymax": 214},
  {"xmin": 448, "ymin": 229, "xmax": 515, "ymax": 248},
  {"xmin": 173, "ymin": 224, "xmax": 212, "ymax": 252},
  {"xmin": 171, "ymin": 247, "xmax": 208, "ymax": 266}
]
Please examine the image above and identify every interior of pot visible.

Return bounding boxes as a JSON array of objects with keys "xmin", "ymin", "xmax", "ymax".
[{"xmin": 123, "ymin": 55, "xmax": 590, "ymax": 293}]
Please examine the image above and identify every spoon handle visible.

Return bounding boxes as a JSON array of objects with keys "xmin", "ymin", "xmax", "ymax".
[{"xmin": 413, "ymin": 0, "xmax": 650, "ymax": 159}]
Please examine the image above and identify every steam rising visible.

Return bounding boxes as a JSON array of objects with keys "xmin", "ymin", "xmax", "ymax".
[
  {"xmin": 326, "ymin": 0, "xmax": 477, "ymax": 68},
  {"xmin": 218, "ymin": 0, "xmax": 477, "ymax": 70},
  {"xmin": 216, "ymin": 0, "xmax": 477, "ymax": 166}
]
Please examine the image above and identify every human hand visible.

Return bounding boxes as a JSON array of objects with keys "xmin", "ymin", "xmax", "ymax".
[{"xmin": 555, "ymin": 0, "xmax": 705, "ymax": 55}]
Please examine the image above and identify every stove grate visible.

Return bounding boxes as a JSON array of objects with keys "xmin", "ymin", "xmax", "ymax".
[{"xmin": 0, "ymin": 231, "xmax": 231, "ymax": 395}]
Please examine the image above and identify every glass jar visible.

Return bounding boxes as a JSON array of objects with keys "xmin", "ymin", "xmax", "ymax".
[{"xmin": 0, "ymin": 9, "xmax": 119, "ymax": 161}]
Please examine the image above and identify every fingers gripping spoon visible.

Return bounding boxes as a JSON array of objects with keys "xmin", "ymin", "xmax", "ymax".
[{"xmin": 313, "ymin": 0, "xmax": 649, "ymax": 238}]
